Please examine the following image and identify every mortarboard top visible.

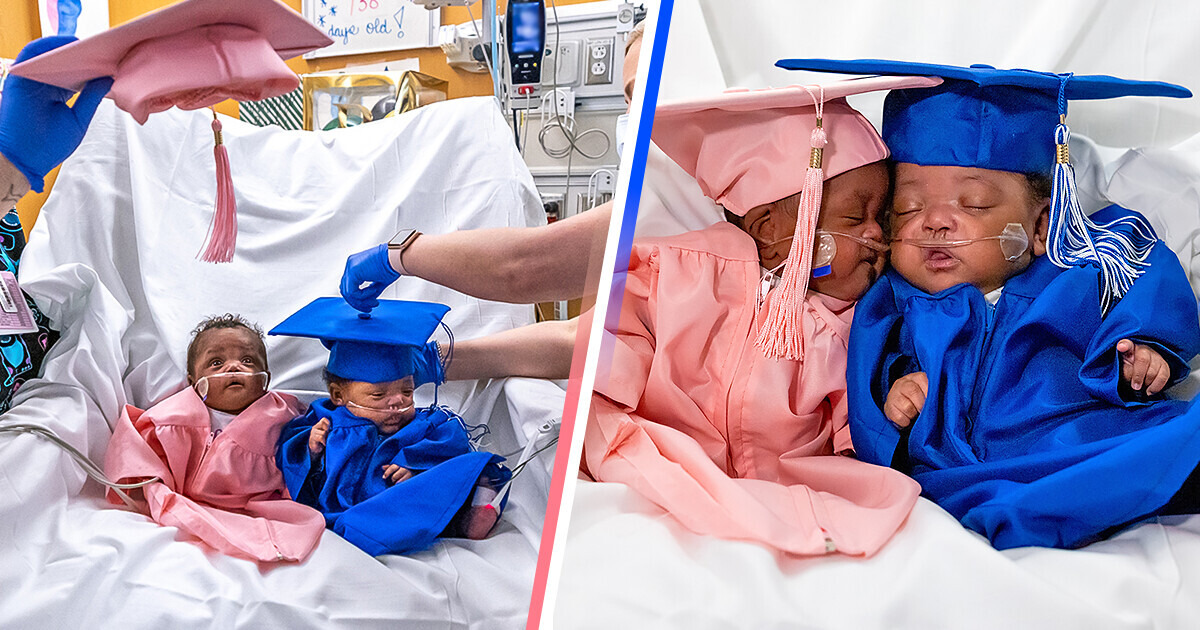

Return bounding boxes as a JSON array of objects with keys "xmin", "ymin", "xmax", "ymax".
[
  {"xmin": 10, "ymin": 0, "xmax": 333, "ymax": 125},
  {"xmin": 269, "ymin": 297, "xmax": 450, "ymax": 386},
  {"xmin": 651, "ymin": 75, "xmax": 941, "ymax": 216},
  {"xmin": 774, "ymin": 59, "xmax": 1191, "ymax": 174}
]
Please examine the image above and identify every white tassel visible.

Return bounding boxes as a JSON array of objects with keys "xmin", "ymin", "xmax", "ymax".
[{"xmin": 1047, "ymin": 122, "xmax": 1155, "ymax": 314}]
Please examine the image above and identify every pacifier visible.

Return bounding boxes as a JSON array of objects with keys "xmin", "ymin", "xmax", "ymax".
[
  {"xmin": 194, "ymin": 371, "xmax": 269, "ymax": 400},
  {"xmin": 891, "ymin": 222, "xmax": 1029, "ymax": 261}
]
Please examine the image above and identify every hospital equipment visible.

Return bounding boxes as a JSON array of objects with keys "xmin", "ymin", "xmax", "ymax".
[
  {"xmin": 811, "ymin": 230, "xmax": 889, "ymax": 277},
  {"xmin": 504, "ymin": 0, "xmax": 547, "ymax": 99},
  {"xmin": 193, "ymin": 371, "xmax": 269, "ymax": 401},
  {"xmin": 893, "ymin": 223, "xmax": 1030, "ymax": 262}
]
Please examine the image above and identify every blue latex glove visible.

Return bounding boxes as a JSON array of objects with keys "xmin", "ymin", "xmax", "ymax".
[
  {"xmin": 412, "ymin": 341, "xmax": 446, "ymax": 387},
  {"xmin": 0, "ymin": 36, "xmax": 113, "ymax": 192},
  {"xmin": 340, "ymin": 244, "xmax": 401, "ymax": 312}
]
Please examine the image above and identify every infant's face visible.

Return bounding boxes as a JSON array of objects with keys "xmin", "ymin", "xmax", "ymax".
[
  {"xmin": 889, "ymin": 164, "xmax": 1048, "ymax": 294},
  {"xmin": 188, "ymin": 327, "xmax": 269, "ymax": 414},
  {"xmin": 807, "ymin": 162, "xmax": 890, "ymax": 301},
  {"xmin": 333, "ymin": 375, "xmax": 417, "ymax": 436}
]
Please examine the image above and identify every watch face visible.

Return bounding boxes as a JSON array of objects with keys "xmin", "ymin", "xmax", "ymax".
[{"xmin": 390, "ymin": 229, "xmax": 415, "ymax": 247}]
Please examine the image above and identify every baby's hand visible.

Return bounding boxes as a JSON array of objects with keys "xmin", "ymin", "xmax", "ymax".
[
  {"xmin": 308, "ymin": 417, "xmax": 331, "ymax": 461},
  {"xmin": 884, "ymin": 372, "xmax": 928, "ymax": 428},
  {"xmin": 382, "ymin": 464, "xmax": 413, "ymax": 485},
  {"xmin": 1117, "ymin": 339, "xmax": 1171, "ymax": 396}
]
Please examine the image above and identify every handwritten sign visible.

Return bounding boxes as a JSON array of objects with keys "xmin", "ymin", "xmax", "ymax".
[{"xmin": 302, "ymin": 0, "xmax": 440, "ymax": 59}]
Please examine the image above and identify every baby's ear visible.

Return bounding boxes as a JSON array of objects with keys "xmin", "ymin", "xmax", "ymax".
[{"xmin": 1032, "ymin": 198, "xmax": 1051, "ymax": 256}]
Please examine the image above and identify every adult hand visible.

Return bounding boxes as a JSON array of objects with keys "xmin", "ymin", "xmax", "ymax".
[
  {"xmin": 0, "ymin": 36, "xmax": 113, "ymax": 192},
  {"xmin": 1117, "ymin": 339, "xmax": 1171, "ymax": 396},
  {"xmin": 340, "ymin": 244, "xmax": 400, "ymax": 312},
  {"xmin": 884, "ymin": 371, "xmax": 928, "ymax": 428}
]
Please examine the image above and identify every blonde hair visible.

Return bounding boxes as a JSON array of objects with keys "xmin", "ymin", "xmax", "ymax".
[{"xmin": 625, "ymin": 19, "xmax": 645, "ymax": 54}]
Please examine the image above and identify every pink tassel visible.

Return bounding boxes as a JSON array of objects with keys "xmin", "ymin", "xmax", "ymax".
[
  {"xmin": 198, "ymin": 110, "xmax": 237, "ymax": 263},
  {"xmin": 755, "ymin": 122, "xmax": 825, "ymax": 360}
]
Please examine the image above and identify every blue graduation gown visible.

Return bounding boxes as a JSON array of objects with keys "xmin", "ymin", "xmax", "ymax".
[
  {"xmin": 277, "ymin": 399, "xmax": 509, "ymax": 556},
  {"xmin": 848, "ymin": 205, "xmax": 1200, "ymax": 550}
]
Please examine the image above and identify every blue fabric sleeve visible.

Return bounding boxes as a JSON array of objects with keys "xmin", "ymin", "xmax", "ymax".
[
  {"xmin": 276, "ymin": 409, "xmax": 320, "ymax": 504},
  {"xmin": 1079, "ymin": 239, "xmax": 1200, "ymax": 406},
  {"xmin": 388, "ymin": 409, "xmax": 473, "ymax": 471}
]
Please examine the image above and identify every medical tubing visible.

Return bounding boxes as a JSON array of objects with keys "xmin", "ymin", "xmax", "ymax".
[
  {"xmin": 762, "ymin": 230, "xmax": 889, "ymax": 252},
  {"xmin": 465, "ymin": 3, "xmax": 500, "ymax": 103},
  {"xmin": 194, "ymin": 370, "xmax": 269, "ymax": 400},
  {"xmin": 431, "ymin": 404, "xmax": 491, "ymax": 449},
  {"xmin": 493, "ymin": 420, "xmax": 559, "ymax": 509},
  {"xmin": 892, "ymin": 223, "xmax": 1030, "ymax": 261},
  {"xmin": 347, "ymin": 400, "xmax": 414, "ymax": 414},
  {"xmin": 0, "ymin": 423, "xmax": 161, "ymax": 508}
]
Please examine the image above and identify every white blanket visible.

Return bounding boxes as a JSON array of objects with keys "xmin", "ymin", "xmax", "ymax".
[{"xmin": 0, "ymin": 97, "xmax": 560, "ymax": 629}]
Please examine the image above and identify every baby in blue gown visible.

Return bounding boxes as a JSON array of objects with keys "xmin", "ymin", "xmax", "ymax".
[
  {"xmin": 272, "ymin": 298, "xmax": 510, "ymax": 556},
  {"xmin": 780, "ymin": 58, "xmax": 1200, "ymax": 550}
]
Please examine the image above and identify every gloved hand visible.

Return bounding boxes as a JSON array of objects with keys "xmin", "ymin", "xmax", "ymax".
[
  {"xmin": 340, "ymin": 243, "xmax": 401, "ymax": 312},
  {"xmin": 0, "ymin": 36, "xmax": 113, "ymax": 192},
  {"xmin": 412, "ymin": 340, "xmax": 446, "ymax": 387}
]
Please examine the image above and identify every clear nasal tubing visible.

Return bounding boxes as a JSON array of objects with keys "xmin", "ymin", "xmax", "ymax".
[
  {"xmin": 758, "ymin": 230, "xmax": 889, "ymax": 279},
  {"xmin": 347, "ymin": 400, "xmax": 414, "ymax": 415},
  {"xmin": 194, "ymin": 371, "xmax": 270, "ymax": 400},
  {"xmin": 892, "ymin": 222, "xmax": 1030, "ymax": 261}
]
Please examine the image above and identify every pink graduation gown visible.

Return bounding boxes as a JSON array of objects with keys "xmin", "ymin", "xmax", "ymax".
[
  {"xmin": 584, "ymin": 222, "xmax": 920, "ymax": 556},
  {"xmin": 105, "ymin": 388, "xmax": 326, "ymax": 563}
]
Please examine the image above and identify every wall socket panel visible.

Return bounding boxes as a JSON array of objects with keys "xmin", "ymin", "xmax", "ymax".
[
  {"xmin": 584, "ymin": 37, "xmax": 614, "ymax": 85},
  {"xmin": 544, "ymin": 87, "xmax": 575, "ymax": 117},
  {"xmin": 592, "ymin": 169, "xmax": 614, "ymax": 193}
]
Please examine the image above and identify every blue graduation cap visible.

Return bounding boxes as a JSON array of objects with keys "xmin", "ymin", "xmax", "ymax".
[
  {"xmin": 775, "ymin": 58, "xmax": 1192, "ymax": 313},
  {"xmin": 269, "ymin": 297, "xmax": 450, "ymax": 386}
]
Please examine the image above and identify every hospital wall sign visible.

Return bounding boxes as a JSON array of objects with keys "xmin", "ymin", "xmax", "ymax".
[{"xmin": 302, "ymin": 0, "xmax": 440, "ymax": 58}]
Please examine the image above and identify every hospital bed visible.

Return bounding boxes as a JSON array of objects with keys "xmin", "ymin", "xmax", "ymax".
[
  {"xmin": 555, "ymin": 2, "xmax": 1200, "ymax": 628},
  {"xmin": 0, "ymin": 96, "xmax": 560, "ymax": 628}
]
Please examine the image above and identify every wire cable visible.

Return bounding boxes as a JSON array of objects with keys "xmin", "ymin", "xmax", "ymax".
[{"xmin": 0, "ymin": 423, "xmax": 160, "ymax": 508}]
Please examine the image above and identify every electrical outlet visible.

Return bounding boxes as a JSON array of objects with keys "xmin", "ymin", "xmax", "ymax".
[
  {"xmin": 544, "ymin": 87, "xmax": 575, "ymax": 117},
  {"xmin": 584, "ymin": 38, "xmax": 613, "ymax": 85},
  {"xmin": 592, "ymin": 170, "xmax": 614, "ymax": 193}
]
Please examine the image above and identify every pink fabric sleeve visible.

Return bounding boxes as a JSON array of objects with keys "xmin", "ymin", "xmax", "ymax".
[
  {"xmin": 104, "ymin": 404, "xmax": 174, "ymax": 508},
  {"xmin": 593, "ymin": 243, "xmax": 659, "ymax": 411}
]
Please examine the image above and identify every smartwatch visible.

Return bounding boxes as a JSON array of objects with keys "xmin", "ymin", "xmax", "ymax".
[{"xmin": 387, "ymin": 229, "xmax": 422, "ymax": 275}]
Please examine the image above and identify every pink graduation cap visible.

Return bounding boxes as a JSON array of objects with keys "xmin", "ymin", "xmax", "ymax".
[
  {"xmin": 651, "ymin": 75, "xmax": 941, "ymax": 360},
  {"xmin": 10, "ymin": 0, "xmax": 333, "ymax": 263},
  {"xmin": 10, "ymin": 0, "xmax": 332, "ymax": 124}
]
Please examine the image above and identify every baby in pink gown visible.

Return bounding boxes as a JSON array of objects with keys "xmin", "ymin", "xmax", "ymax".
[
  {"xmin": 583, "ymin": 79, "xmax": 938, "ymax": 556},
  {"xmin": 104, "ymin": 314, "xmax": 325, "ymax": 563}
]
